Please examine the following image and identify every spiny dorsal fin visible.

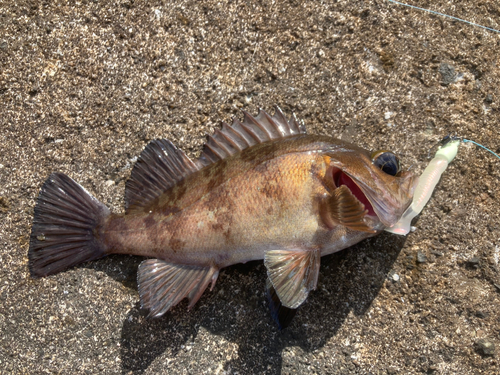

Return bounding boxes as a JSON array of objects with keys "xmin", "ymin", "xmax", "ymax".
[
  {"xmin": 320, "ymin": 185, "xmax": 376, "ymax": 233},
  {"xmin": 125, "ymin": 139, "xmax": 199, "ymax": 212},
  {"xmin": 137, "ymin": 259, "xmax": 219, "ymax": 317},
  {"xmin": 196, "ymin": 106, "xmax": 307, "ymax": 168},
  {"xmin": 264, "ymin": 249, "xmax": 320, "ymax": 309}
]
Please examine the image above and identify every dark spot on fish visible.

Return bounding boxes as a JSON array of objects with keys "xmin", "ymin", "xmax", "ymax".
[
  {"xmin": 239, "ymin": 144, "xmax": 263, "ymax": 162},
  {"xmin": 143, "ymin": 196, "xmax": 160, "ymax": 213},
  {"xmin": 105, "ymin": 216, "xmax": 128, "ymax": 233},
  {"xmin": 206, "ymin": 168, "xmax": 226, "ymax": 191},
  {"xmin": 211, "ymin": 222, "xmax": 224, "ymax": 232},
  {"xmin": 173, "ymin": 181, "xmax": 188, "ymax": 202},
  {"xmin": 254, "ymin": 160, "xmax": 270, "ymax": 174},
  {"xmin": 204, "ymin": 187, "xmax": 231, "ymax": 212},
  {"xmin": 102, "ymin": 216, "xmax": 129, "ymax": 253},
  {"xmin": 202, "ymin": 166, "xmax": 213, "ymax": 179},
  {"xmin": 260, "ymin": 182, "xmax": 287, "ymax": 202},
  {"xmin": 169, "ymin": 238, "xmax": 185, "ymax": 252},
  {"xmin": 223, "ymin": 227, "xmax": 231, "ymax": 241},
  {"xmin": 144, "ymin": 215, "xmax": 156, "ymax": 228},
  {"xmin": 161, "ymin": 204, "xmax": 181, "ymax": 216},
  {"xmin": 214, "ymin": 252, "xmax": 231, "ymax": 265},
  {"xmin": 213, "ymin": 158, "xmax": 228, "ymax": 175}
]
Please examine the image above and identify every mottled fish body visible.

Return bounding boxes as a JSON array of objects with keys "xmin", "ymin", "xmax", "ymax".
[{"xmin": 29, "ymin": 107, "xmax": 416, "ymax": 327}]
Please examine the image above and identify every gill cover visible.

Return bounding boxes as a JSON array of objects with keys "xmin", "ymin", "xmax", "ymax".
[{"xmin": 326, "ymin": 148, "xmax": 417, "ymax": 228}]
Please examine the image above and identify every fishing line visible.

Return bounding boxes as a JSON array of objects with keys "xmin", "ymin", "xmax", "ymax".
[
  {"xmin": 385, "ymin": 0, "xmax": 500, "ymax": 34},
  {"xmin": 441, "ymin": 135, "xmax": 500, "ymax": 161},
  {"xmin": 462, "ymin": 139, "xmax": 500, "ymax": 161}
]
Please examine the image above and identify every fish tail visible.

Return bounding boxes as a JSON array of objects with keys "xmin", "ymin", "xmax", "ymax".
[{"xmin": 29, "ymin": 173, "xmax": 111, "ymax": 277}]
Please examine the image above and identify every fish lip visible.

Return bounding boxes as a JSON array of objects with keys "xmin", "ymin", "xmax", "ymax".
[
  {"xmin": 343, "ymin": 170, "xmax": 417, "ymax": 228},
  {"xmin": 364, "ymin": 214, "xmax": 385, "ymax": 232}
]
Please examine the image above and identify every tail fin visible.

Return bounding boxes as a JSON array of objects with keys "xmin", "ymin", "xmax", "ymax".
[{"xmin": 29, "ymin": 173, "xmax": 111, "ymax": 277}]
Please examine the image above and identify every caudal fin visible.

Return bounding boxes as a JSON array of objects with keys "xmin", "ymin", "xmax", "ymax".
[{"xmin": 29, "ymin": 173, "xmax": 111, "ymax": 277}]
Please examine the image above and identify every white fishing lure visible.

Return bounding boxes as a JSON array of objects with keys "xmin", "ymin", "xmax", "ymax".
[{"xmin": 386, "ymin": 139, "xmax": 461, "ymax": 235}]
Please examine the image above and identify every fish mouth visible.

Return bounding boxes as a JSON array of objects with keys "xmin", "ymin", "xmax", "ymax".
[
  {"xmin": 332, "ymin": 169, "xmax": 376, "ymax": 214},
  {"xmin": 331, "ymin": 168, "xmax": 416, "ymax": 229},
  {"xmin": 332, "ymin": 169, "xmax": 377, "ymax": 218}
]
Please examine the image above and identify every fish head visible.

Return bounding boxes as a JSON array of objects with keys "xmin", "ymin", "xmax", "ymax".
[{"xmin": 324, "ymin": 144, "xmax": 418, "ymax": 230}]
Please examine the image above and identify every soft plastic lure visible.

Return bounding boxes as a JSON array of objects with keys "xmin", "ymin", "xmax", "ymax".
[
  {"xmin": 387, "ymin": 136, "xmax": 500, "ymax": 235},
  {"xmin": 386, "ymin": 138, "xmax": 461, "ymax": 235}
]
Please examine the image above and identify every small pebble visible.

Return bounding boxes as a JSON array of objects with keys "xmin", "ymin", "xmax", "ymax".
[
  {"xmin": 405, "ymin": 255, "xmax": 415, "ymax": 270},
  {"xmin": 417, "ymin": 251, "xmax": 427, "ymax": 263},
  {"xmin": 476, "ymin": 338, "xmax": 495, "ymax": 356},
  {"xmin": 427, "ymin": 365, "xmax": 438, "ymax": 373},
  {"xmin": 439, "ymin": 63, "xmax": 457, "ymax": 86},
  {"xmin": 475, "ymin": 310, "xmax": 488, "ymax": 319},
  {"xmin": 467, "ymin": 257, "xmax": 480, "ymax": 268},
  {"xmin": 0, "ymin": 196, "xmax": 9, "ymax": 212}
]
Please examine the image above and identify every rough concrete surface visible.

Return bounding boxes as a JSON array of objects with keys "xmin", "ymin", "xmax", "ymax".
[{"xmin": 1, "ymin": 0, "xmax": 499, "ymax": 374}]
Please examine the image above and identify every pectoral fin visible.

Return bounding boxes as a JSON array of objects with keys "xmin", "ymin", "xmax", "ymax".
[
  {"xmin": 266, "ymin": 279, "xmax": 298, "ymax": 330},
  {"xmin": 264, "ymin": 249, "xmax": 320, "ymax": 309},
  {"xmin": 321, "ymin": 185, "xmax": 376, "ymax": 233},
  {"xmin": 137, "ymin": 259, "xmax": 219, "ymax": 317}
]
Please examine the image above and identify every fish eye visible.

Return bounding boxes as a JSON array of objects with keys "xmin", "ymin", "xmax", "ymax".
[{"xmin": 371, "ymin": 150, "xmax": 401, "ymax": 176}]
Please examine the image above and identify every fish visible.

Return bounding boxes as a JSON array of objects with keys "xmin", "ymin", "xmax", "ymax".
[{"xmin": 28, "ymin": 107, "xmax": 417, "ymax": 328}]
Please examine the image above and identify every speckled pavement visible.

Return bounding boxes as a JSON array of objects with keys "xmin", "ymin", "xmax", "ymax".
[{"xmin": 0, "ymin": 1, "xmax": 499, "ymax": 374}]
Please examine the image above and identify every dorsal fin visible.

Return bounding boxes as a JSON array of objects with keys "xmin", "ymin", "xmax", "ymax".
[
  {"xmin": 125, "ymin": 107, "xmax": 307, "ymax": 211},
  {"xmin": 125, "ymin": 139, "xmax": 199, "ymax": 212},
  {"xmin": 196, "ymin": 106, "xmax": 307, "ymax": 168}
]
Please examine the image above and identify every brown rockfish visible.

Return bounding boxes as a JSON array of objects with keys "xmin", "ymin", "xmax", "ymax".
[{"xmin": 29, "ymin": 107, "xmax": 417, "ymax": 328}]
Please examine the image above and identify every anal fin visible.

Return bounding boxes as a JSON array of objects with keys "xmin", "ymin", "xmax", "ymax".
[
  {"xmin": 137, "ymin": 259, "xmax": 218, "ymax": 317},
  {"xmin": 264, "ymin": 249, "xmax": 320, "ymax": 309}
]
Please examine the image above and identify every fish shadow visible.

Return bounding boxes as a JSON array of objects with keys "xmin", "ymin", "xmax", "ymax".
[{"xmin": 104, "ymin": 232, "xmax": 407, "ymax": 374}]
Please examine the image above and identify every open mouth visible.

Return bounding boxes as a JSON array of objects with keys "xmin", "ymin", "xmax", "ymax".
[{"xmin": 332, "ymin": 168, "xmax": 376, "ymax": 217}]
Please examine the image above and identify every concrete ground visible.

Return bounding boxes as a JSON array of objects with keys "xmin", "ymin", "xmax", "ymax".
[{"xmin": 0, "ymin": 0, "xmax": 499, "ymax": 374}]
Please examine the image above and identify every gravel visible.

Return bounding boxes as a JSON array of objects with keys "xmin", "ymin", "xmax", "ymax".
[
  {"xmin": 476, "ymin": 339, "xmax": 496, "ymax": 356},
  {"xmin": 1, "ymin": 0, "xmax": 499, "ymax": 374}
]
